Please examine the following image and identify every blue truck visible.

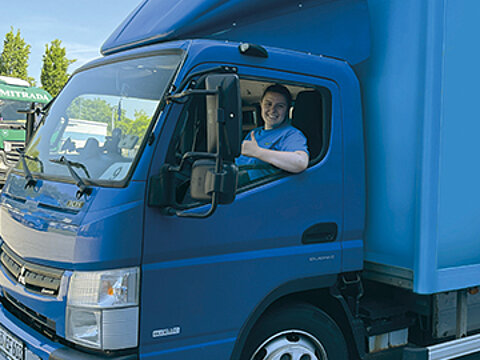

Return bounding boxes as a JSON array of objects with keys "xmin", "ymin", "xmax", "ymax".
[{"xmin": 0, "ymin": 0, "xmax": 480, "ymax": 359}]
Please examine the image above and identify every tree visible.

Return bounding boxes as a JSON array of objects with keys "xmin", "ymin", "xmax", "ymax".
[
  {"xmin": 129, "ymin": 110, "xmax": 150, "ymax": 137},
  {"xmin": 41, "ymin": 39, "xmax": 76, "ymax": 97},
  {"xmin": 67, "ymin": 97, "xmax": 113, "ymax": 124},
  {"xmin": 114, "ymin": 110, "xmax": 151, "ymax": 138},
  {"xmin": 0, "ymin": 27, "xmax": 34, "ymax": 84}
]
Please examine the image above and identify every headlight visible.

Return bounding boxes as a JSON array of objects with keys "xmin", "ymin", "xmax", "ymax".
[{"xmin": 66, "ymin": 267, "xmax": 139, "ymax": 350}]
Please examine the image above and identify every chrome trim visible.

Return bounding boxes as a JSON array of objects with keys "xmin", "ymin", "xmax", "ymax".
[
  {"xmin": 0, "ymin": 244, "xmax": 63, "ymax": 296},
  {"xmin": 428, "ymin": 333, "xmax": 480, "ymax": 360}
]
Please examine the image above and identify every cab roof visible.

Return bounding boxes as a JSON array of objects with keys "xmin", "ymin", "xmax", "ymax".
[{"xmin": 101, "ymin": 0, "xmax": 370, "ymax": 65}]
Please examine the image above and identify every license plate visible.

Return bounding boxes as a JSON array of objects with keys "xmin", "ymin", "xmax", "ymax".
[{"xmin": 0, "ymin": 325, "xmax": 24, "ymax": 360}]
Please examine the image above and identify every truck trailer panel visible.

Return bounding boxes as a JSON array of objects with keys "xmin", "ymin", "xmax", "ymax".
[{"xmin": 358, "ymin": 0, "xmax": 480, "ymax": 294}]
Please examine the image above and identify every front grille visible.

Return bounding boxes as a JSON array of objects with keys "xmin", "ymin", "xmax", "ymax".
[
  {"xmin": 0, "ymin": 244, "xmax": 64, "ymax": 296},
  {"xmin": 1, "ymin": 290, "xmax": 56, "ymax": 339},
  {"xmin": 3, "ymin": 141, "xmax": 24, "ymax": 163}
]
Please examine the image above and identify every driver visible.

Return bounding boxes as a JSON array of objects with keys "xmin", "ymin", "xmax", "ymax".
[{"xmin": 236, "ymin": 84, "xmax": 309, "ymax": 181}]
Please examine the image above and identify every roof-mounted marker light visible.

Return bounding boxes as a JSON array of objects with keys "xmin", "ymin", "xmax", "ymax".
[{"xmin": 238, "ymin": 43, "xmax": 268, "ymax": 58}]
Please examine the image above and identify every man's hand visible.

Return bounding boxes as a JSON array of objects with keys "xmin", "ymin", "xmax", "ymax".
[
  {"xmin": 241, "ymin": 131, "xmax": 260, "ymax": 158},
  {"xmin": 241, "ymin": 131, "xmax": 309, "ymax": 173}
]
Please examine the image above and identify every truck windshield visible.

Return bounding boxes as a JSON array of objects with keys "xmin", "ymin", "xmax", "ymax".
[
  {"xmin": 0, "ymin": 99, "xmax": 30, "ymax": 123},
  {"xmin": 16, "ymin": 52, "xmax": 183, "ymax": 184}
]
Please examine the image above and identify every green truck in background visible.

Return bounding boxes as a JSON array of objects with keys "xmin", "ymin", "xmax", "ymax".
[{"xmin": 0, "ymin": 76, "xmax": 52, "ymax": 184}]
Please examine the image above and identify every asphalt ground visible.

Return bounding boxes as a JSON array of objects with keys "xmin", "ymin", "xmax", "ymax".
[{"xmin": 459, "ymin": 355, "xmax": 480, "ymax": 360}]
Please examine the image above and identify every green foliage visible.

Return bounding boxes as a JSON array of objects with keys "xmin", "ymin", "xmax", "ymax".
[
  {"xmin": 41, "ymin": 39, "xmax": 76, "ymax": 97},
  {"xmin": 66, "ymin": 96, "xmax": 152, "ymax": 139},
  {"xmin": 122, "ymin": 110, "xmax": 150, "ymax": 138},
  {"xmin": 67, "ymin": 97, "xmax": 113, "ymax": 124},
  {"xmin": 0, "ymin": 27, "xmax": 35, "ymax": 85},
  {"xmin": 114, "ymin": 114, "xmax": 132, "ymax": 135}
]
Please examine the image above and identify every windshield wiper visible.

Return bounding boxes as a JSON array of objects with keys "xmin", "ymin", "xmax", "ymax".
[
  {"xmin": 16, "ymin": 149, "xmax": 43, "ymax": 189},
  {"xmin": 49, "ymin": 156, "xmax": 92, "ymax": 198}
]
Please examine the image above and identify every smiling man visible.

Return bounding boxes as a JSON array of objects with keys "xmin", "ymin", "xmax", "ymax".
[{"xmin": 236, "ymin": 84, "xmax": 310, "ymax": 181}]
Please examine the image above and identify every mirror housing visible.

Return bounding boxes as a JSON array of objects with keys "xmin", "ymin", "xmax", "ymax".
[
  {"xmin": 148, "ymin": 165, "xmax": 175, "ymax": 208},
  {"xmin": 190, "ymin": 160, "xmax": 238, "ymax": 205},
  {"xmin": 206, "ymin": 74, "xmax": 242, "ymax": 161}
]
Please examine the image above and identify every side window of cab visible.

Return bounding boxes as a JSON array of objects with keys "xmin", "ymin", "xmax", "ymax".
[
  {"xmin": 236, "ymin": 79, "xmax": 331, "ymax": 189},
  {"xmin": 165, "ymin": 77, "xmax": 331, "ymax": 206}
]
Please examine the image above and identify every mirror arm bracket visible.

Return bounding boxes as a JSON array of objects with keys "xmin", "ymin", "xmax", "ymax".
[
  {"xmin": 165, "ymin": 89, "xmax": 218, "ymax": 104},
  {"xmin": 172, "ymin": 65, "xmax": 238, "ymax": 97},
  {"xmin": 175, "ymin": 195, "xmax": 218, "ymax": 219},
  {"xmin": 168, "ymin": 151, "xmax": 218, "ymax": 173}
]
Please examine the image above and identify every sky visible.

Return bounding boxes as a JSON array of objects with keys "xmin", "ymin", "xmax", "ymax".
[{"xmin": 0, "ymin": 0, "xmax": 144, "ymax": 85}]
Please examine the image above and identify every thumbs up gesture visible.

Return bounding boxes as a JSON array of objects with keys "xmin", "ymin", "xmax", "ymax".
[{"xmin": 241, "ymin": 131, "xmax": 260, "ymax": 158}]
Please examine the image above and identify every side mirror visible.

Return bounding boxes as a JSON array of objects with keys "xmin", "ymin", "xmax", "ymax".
[
  {"xmin": 148, "ymin": 160, "xmax": 238, "ymax": 217},
  {"xmin": 190, "ymin": 159, "xmax": 238, "ymax": 205},
  {"xmin": 149, "ymin": 72, "xmax": 241, "ymax": 218},
  {"xmin": 206, "ymin": 74, "xmax": 242, "ymax": 161}
]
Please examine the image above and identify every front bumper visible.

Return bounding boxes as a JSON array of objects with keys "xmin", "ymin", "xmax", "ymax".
[
  {"xmin": 0, "ymin": 300, "xmax": 57, "ymax": 360},
  {"xmin": 0, "ymin": 303, "xmax": 137, "ymax": 360}
]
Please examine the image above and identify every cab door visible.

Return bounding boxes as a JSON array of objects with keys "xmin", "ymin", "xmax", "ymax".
[{"xmin": 140, "ymin": 64, "xmax": 344, "ymax": 359}]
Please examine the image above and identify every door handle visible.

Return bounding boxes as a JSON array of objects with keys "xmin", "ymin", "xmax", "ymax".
[{"xmin": 302, "ymin": 222, "xmax": 338, "ymax": 244}]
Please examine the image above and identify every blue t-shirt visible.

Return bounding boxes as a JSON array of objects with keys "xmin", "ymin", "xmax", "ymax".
[{"xmin": 236, "ymin": 123, "xmax": 308, "ymax": 181}]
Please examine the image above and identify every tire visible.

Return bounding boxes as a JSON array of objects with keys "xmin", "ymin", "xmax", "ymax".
[{"xmin": 241, "ymin": 303, "xmax": 349, "ymax": 360}]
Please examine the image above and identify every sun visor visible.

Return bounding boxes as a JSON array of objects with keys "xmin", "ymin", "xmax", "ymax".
[{"xmin": 101, "ymin": 0, "xmax": 370, "ymax": 65}]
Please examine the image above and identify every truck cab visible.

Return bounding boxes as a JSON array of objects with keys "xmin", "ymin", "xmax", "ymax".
[{"xmin": 0, "ymin": 38, "xmax": 364, "ymax": 360}]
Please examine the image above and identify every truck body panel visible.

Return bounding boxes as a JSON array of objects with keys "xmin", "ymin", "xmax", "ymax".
[{"xmin": 357, "ymin": 0, "xmax": 480, "ymax": 294}]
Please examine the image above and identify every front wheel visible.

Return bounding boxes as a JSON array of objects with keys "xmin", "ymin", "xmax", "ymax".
[{"xmin": 241, "ymin": 303, "xmax": 349, "ymax": 360}]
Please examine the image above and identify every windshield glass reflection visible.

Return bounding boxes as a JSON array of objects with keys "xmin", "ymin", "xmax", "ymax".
[{"xmin": 18, "ymin": 52, "xmax": 183, "ymax": 184}]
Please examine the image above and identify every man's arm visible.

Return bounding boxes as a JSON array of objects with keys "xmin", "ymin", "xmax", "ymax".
[{"xmin": 241, "ymin": 132, "xmax": 309, "ymax": 173}]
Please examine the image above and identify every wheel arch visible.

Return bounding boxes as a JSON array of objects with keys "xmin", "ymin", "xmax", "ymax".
[{"xmin": 229, "ymin": 274, "xmax": 360, "ymax": 360}]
